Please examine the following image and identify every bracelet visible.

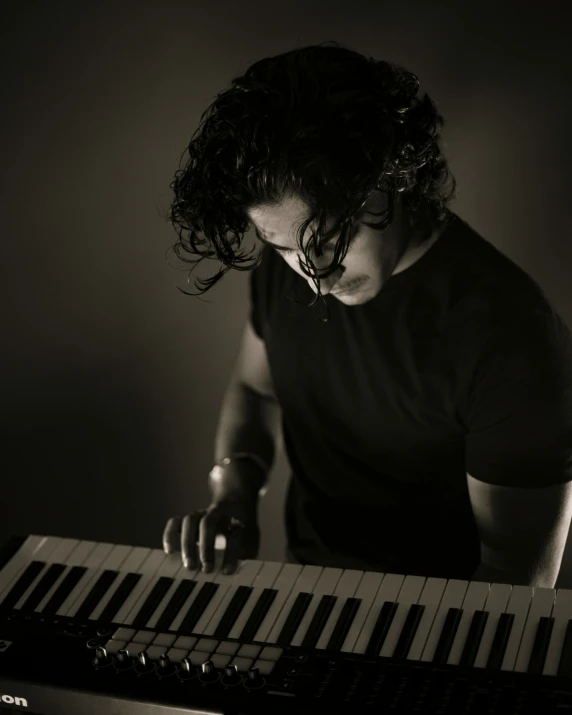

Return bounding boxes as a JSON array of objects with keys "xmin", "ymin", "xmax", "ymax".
[{"xmin": 209, "ymin": 452, "xmax": 270, "ymax": 498}]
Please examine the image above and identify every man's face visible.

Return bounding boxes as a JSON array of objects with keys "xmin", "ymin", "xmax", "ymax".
[{"xmin": 247, "ymin": 190, "xmax": 412, "ymax": 305}]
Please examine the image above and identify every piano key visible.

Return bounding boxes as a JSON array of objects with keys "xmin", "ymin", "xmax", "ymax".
[
  {"xmin": 431, "ymin": 607, "xmax": 463, "ymax": 665},
  {"xmin": 178, "ymin": 582, "xmax": 219, "ymax": 635},
  {"xmin": 20, "ymin": 563, "xmax": 67, "ymax": 612},
  {"xmin": 118, "ymin": 550, "xmax": 173, "ymax": 626},
  {"xmin": 247, "ymin": 563, "xmax": 304, "ymax": 643},
  {"xmin": 0, "ymin": 561, "xmax": 46, "ymax": 611},
  {"xmin": 340, "ymin": 570, "xmax": 384, "ymax": 653},
  {"xmin": 420, "ymin": 579, "xmax": 468, "ymax": 662},
  {"xmin": 527, "ymin": 616, "xmax": 554, "ymax": 674},
  {"xmin": 404, "ymin": 577, "xmax": 448, "ymax": 661},
  {"xmin": 352, "ymin": 573, "xmax": 404, "ymax": 655},
  {"xmin": 152, "ymin": 579, "xmax": 198, "ymax": 632},
  {"xmin": 498, "ymin": 585, "xmax": 534, "ymax": 671},
  {"xmin": 458, "ymin": 610, "xmax": 488, "ymax": 668},
  {"xmin": 0, "ymin": 535, "xmax": 57, "ymax": 604},
  {"xmin": 75, "ymin": 570, "xmax": 120, "ymax": 619},
  {"xmin": 199, "ymin": 559, "xmax": 264, "ymax": 637},
  {"xmin": 266, "ymin": 565, "xmax": 322, "ymax": 644},
  {"xmin": 213, "ymin": 585, "xmax": 253, "ymax": 639},
  {"xmin": 487, "ymin": 612, "xmax": 515, "ymax": 670},
  {"xmin": 513, "ymin": 587, "xmax": 555, "ymax": 672},
  {"xmin": 276, "ymin": 592, "xmax": 313, "ymax": 646},
  {"xmin": 290, "ymin": 567, "xmax": 343, "ymax": 647},
  {"xmin": 228, "ymin": 561, "xmax": 283, "ymax": 640},
  {"xmin": 364, "ymin": 600, "xmax": 398, "ymax": 657},
  {"xmin": 446, "ymin": 580, "xmax": 490, "ymax": 665},
  {"xmin": 13, "ymin": 538, "xmax": 80, "ymax": 611},
  {"xmin": 99, "ymin": 574, "xmax": 142, "ymax": 623},
  {"xmin": 557, "ymin": 620, "xmax": 572, "ymax": 677},
  {"xmin": 379, "ymin": 575, "xmax": 425, "ymax": 659},
  {"xmin": 34, "ymin": 539, "xmax": 97, "ymax": 614},
  {"xmin": 473, "ymin": 583, "xmax": 512, "ymax": 668},
  {"xmin": 301, "ymin": 595, "xmax": 336, "ymax": 649},
  {"xmin": 544, "ymin": 588, "xmax": 572, "ymax": 676},
  {"xmin": 315, "ymin": 569, "xmax": 364, "ymax": 650},
  {"xmin": 167, "ymin": 556, "xmax": 221, "ymax": 633},
  {"xmin": 392, "ymin": 603, "xmax": 425, "ymax": 660},
  {"xmin": 127, "ymin": 552, "xmax": 185, "ymax": 628},
  {"xmin": 131, "ymin": 576, "xmax": 176, "ymax": 629},
  {"xmin": 59, "ymin": 543, "xmax": 133, "ymax": 617}
]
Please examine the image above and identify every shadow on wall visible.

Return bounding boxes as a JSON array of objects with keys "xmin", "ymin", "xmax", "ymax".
[{"xmin": 1, "ymin": 359, "xmax": 166, "ymax": 549}]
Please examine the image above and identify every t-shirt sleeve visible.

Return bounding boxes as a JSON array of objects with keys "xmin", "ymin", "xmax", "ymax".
[{"xmin": 465, "ymin": 311, "xmax": 572, "ymax": 487}]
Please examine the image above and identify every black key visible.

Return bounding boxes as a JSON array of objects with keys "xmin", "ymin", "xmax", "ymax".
[
  {"xmin": 364, "ymin": 601, "xmax": 398, "ymax": 657},
  {"xmin": 179, "ymin": 582, "xmax": 219, "ymax": 635},
  {"xmin": 557, "ymin": 619, "xmax": 572, "ymax": 677},
  {"xmin": 213, "ymin": 585, "xmax": 253, "ymax": 639},
  {"xmin": 301, "ymin": 595, "xmax": 337, "ymax": 649},
  {"xmin": 155, "ymin": 579, "xmax": 197, "ymax": 632},
  {"xmin": 99, "ymin": 573, "xmax": 141, "ymax": 623},
  {"xmin": 42, "ymin": 566, "xmax": 87, "ymax": 615},
  {"xmin": 239, "ymin": 588, "xmax": 277, "ymax": 643},
  {"xmin": 459, "ymin": 610, "xmax": 488, "ymax": 668},
  {"xmin": 432, "ymin": 607, "xmax": 463, "ymax": 665},
  {"xmin": 131, "ymin": 577, "xmax": 175, "ymax": 629},
  {"xmin": 527, "ymin": 616, "xmax": 554, "ymax": 675},
  {"xmin": 276, "ymin": 592, "xmax": 313, "ymax": 647},
  {"xmin": 327, "ymin": 597, "xmax": 361, "ymax": 652},
  {"xmin": 0, "ymin": 560, "xmax": 45, "ymax": 610},
  {"xmin": 20, "ymin": 563, "xmax": 66, "ymax": 612},
  {"xmin": 486, "ymin": 612, "xmax": 514, "ymax": 670},
  {"xmin": 393, "ymin": 603, "xmax": 425, "ymax": 660},
  {"xmin": 75, "ymin": 570, "xmax": 118, "ymax": 620}
]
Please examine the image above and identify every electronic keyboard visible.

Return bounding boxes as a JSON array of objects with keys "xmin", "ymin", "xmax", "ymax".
[{"xmin": 0, "ymin": 535, "xmax": 571, "ymax": 714}]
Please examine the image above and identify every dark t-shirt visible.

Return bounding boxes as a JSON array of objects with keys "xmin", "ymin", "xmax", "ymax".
[{"xmin": 249, "ymin": 212, "xmax": 572, "ymax": 580}]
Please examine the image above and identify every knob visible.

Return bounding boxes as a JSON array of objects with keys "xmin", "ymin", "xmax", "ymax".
[
  {"xmin": 177, "ymin": 657, "xmax": 198, "ymax": 681},
  {"xmin": 113, "ymin": 648, "xmax": 133, "ymax": 672},
  {"xmin": 134, "ymin": 650, "xmax": 155, "ymax": 676},
  {"xmin": 199, "ymin": 659, "xmax": 220, "ymax": 683},
  {"xmin": 222, "ymin": 664, "xmax": 242, "ymax": 687},
  {"xmin": 92, "ymin": 646, "xmax": 112, "ymax": 668},
  {"xmin": 244, "ymin": 666, "xmax": 265, "ymax": 690},
  {"xmin": 157, "ymin": 653, "xmax": 176, "ymax": 678}
]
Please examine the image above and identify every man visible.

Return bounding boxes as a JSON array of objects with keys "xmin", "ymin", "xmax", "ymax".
[{"xmin": 162, "ymin": 42, "xmax": 572, "ymax": 588}]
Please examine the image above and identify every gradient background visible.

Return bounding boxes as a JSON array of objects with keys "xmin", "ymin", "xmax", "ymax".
[{"xmin": 3, "ymin": 0, "xmax": 572, "ymax": 585}]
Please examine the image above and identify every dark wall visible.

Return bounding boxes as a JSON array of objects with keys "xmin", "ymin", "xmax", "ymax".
[{"xmin": 3, "ymin": 0, "xmax": 572, "ymax": 584}]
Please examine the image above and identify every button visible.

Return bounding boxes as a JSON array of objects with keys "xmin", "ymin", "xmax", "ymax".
[
  {"xmin": 216, "ymin": 641, "xmax": 240, "ymax": 655},
  {"xmin": 230, "ymin": 656, "xmax": 254, "ymax": 672},
  {"xmin": 254, "ymin": 659, "xmax": 276, "ymax": 675},
  {"xmin": 195, "ymin": 638, "xmax": 218, "ymax": 652},
  {"xmin": 132, "ymin": 630, "xmax": 155, "ymax": 644},
  {"xmin": 102, "ymin": 639, "xmax": 127, "ymax": 655},
  {"xmin": 259, "ymin": 646, "xmax": 283, "ymax": 661},
  {"xmin": 153, "ymin": 633, "xmax": 177, "ymax": 647},
  {"xmin": 238, "ymin": 644, "xmax": 261, "ymax": 659},
  {"xmin": 113, "ymin": 627, "xmax": 136, "ymax": 641},
  {"xmin": 174, "ymin": 635, "xmax": 197, "ymax": 650}
]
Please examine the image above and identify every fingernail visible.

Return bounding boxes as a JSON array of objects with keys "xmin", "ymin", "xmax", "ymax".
[
  {"xmin": 182, "ymin": 557, "xmax": 189, "ymax": 568},
  {"xmin": 202, "ymin": 562, "xmax": 212, "ymax": 573}
]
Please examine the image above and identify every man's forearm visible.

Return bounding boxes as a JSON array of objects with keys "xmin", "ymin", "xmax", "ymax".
[
  {"xmin": 471, "ymin": 561, "xmax": 558, "ymax": 588},
  {"xmin": 213, "ymin": 379, "xmax": 282, "ymax": 494}
]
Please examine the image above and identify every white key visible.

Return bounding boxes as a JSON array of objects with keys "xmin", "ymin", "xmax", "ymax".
[
  {"xmin": 34, "ymin": 540, "xmax": 98, "ymax": 613},
  {"xmin": 404, "ymin": 577, "xmax": 448, "ymax": 661},
  {"xmin": 200, "ymin": 560, "xmax": 265, "ymax": 636},
  {"xmin": 116, "ymin": 549, "xmax": 167, "ymax": 625},
  {"xmin": 290, "ymin": 567, "xmax": 343, "ymax": 647},
  {"xmin": 420, "ymin": 579, "xmax": 468, "ymax": 662},
  {"xmin": 473, "ymin": 583, "xmax": 512, "ymax": 668},
  {"xmin": 499, "ymin": 585, "xmax": 533, "ymax": 671},
  {"xmin": 168, "ymin": 549, "xmax": 225, "ymax": 632},
  {"xmin": 353, "ymin": 573, "xmax": 405, "ymax": 655},
  {"xmin": 145, "ymin": 563, "xmax": 199, "ymax": 630},
  {"xmin": 245, "ymin": 563, "xmax": 304, "ymax": 643},
  {"xmin": 316, "ymin": 569, "xmax": 364, "ymax": 650},
  {"xmin": 0, "ymin": 535, "xmax": 52, "ymax": 604},
  {"xmin": 57, "ymin": 542, "xmax": 119, "ymax": 616},
  {"xmin": 228, "ymin": 561, "xmax": 284, "ymax": 640},
  {"xmin": 14, "ymin": 539, "xmax": 80, "ymax": 610},
  {"xmin": 446, "ymin": 580, "xmax": 490, "ymax": 665},
  {"xmin": 266, "ymin": 565, "xmax": 323, "ymax": 644},
  {"xmin": 67, "ymin": 545, "xmax": 145, "ymax": 619},
  {"xmin": 543, "ymin": 588, "xmax": 572, "ymax": 676},
  {"xmin": 341, "ymin": 571, "xmax": 384, "ymax": 653},
  {"xmin": 513, "ymin": 587, "xmax": 555, "ymax": 673},
  {"xmin": 106, "ymin": 549, "xmax": 185, "ymax": 625},
  {"xmin": 381, "ymin": 575, "xmax": 426, "ymax": 658}
]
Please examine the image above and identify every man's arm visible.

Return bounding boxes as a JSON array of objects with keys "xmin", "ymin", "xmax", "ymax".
[{"xmin": 467, "ymin": 473, "xmax": 572, "ymax": 588}]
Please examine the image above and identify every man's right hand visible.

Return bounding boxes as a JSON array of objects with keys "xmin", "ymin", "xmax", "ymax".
[{"xmin": 162, "ymin": 496, "xmax": 260, "ymax": 575}]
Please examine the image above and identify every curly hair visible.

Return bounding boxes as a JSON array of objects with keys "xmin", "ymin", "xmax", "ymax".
[{"xmin": 168, "ymin": 41, "xmax": 457, "ymax": 319}]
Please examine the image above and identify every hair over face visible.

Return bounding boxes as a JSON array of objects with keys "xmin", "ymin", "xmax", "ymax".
[{"xmin": 168, "ymin": 41, "xmax": 457, "ymax": 312}]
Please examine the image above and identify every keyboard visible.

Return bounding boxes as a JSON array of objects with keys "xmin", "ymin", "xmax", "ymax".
[{"xmin": 0, "ymin": 536, "xmax": 571, "ymax": 715}]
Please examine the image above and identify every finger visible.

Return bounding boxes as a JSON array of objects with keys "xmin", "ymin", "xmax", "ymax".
[
  {"xmin": 181, "ymin": 512, "xmax": 204, "ymax": 570},
  {"xmin": 162, "ymin": 516, "xmax": 182, "ymax": 554},
  {"xmin": 198, "ymin": 508, "xmax": 220, "ymax": 572},
  {"xmin": 221, "ymin": 523, "xmax": 243, "ymax": 575}
]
